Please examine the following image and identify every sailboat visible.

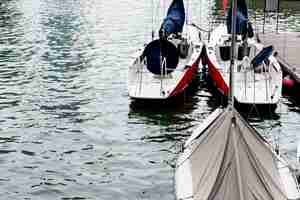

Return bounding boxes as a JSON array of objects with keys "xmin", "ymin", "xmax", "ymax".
[
  {"xmin": 128, "ymin": 0, "xmax": 204, "ymax": 100},
  {"xmin": 175, "ymin": 0, "xmax": 300, "ymax": 199},
  {"xmin": 205, "ymin": 0, "xmax": 282, "ymax": 110}
]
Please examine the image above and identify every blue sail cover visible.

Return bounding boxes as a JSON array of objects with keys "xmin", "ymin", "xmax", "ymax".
[
  {"xmin": 142, "ymin": 0, "xmax": 185, "ymax": 75},
  {"xmin": 251, "ymin": 45, "xmax": 273, "ymax": 68},
  {"xmin": 160, "ymin": 0, "xmax": 185, "ymax": 37},
  {"xmin": 226, "ymin": 0, "xmax": 253, "ymax": 38},
  {"xmin": 143, "ymin": 40, "xmax": 179, "ymax": 75}
]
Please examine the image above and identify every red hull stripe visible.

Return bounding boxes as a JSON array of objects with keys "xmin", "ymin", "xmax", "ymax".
[
  {"xmin": 207, "ymin": 56, "xmax": 229, "ymax": 96},
  {"xmin": 169, "ymin": 56, "xmax": 201, "ymax": 97}
]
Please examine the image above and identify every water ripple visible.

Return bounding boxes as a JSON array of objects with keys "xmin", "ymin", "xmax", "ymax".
[{"xmin": 0, "ymin": 0, "xmax": 299, "ymax": 199}]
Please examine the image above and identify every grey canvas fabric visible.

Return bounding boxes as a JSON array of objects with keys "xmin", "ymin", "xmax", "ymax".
[{"xmin": 187, "ymin": 108, "xmax": 287, "ymax": 200}]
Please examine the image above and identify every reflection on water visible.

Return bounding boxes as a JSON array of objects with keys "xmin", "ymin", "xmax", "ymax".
[
  {"xmin": 129, "ymin": 82, "xmax": 215, "ymax": 143},
  {"xmin": 0, "ymin": 0, "xmax": 300, "ymax": 199}
]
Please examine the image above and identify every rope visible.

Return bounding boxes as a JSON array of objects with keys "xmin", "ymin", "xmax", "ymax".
[
  {"xmin": 189, "ymin": 23, "xmax": 211, "ymax": 33},
  {"xmin": 160, "ymin": 56, "xmax": 167, "ymax": 93}
]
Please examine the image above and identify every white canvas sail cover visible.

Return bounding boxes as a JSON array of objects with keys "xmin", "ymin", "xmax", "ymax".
[{"xmin": 176, "ymin": 108, "xmax": 288, "ymax": 200}]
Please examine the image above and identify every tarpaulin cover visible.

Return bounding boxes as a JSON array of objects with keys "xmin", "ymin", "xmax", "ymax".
[
  {"xmin": 180, "ymin": 107, "xmax": 288, "ymax": 200},
  {"xmin": 160, "ymin": 0, "xmax": 185, "ymax": 37},
  {"xmin": 143, "ymin": 39, "xmax": 179, "ymax": 75}
]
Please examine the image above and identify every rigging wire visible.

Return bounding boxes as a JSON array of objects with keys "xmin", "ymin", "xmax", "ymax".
[
  {"xmin": 163, "ymin": 0, "xmax": 166, "ymax": 17},
  {"xmin": 199, "ymin": 0, "xmax": 201, "ymax": 28},
  {"xmin": 186, "ymin": 0, "xmax": 189, "ymax": 25},
  {"xmin": 208, "ymin": 0, "xmax": 212, "ymax": 42},
  {"xmin": 283, "ymin": 9, "xmax": 288, "ymax": 60},
  {"xmin": 154, "ymin": 0, "xmax": 161, "ymax": 37},
  {"xmin": 152, "ymin": 0, "xmax": 154, "ymax": 40},
  {"xmin": 252, "ymin": 0, "xmax": 258, "ymax": 34}
]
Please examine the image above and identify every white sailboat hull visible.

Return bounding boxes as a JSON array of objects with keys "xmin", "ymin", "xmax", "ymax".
[
  {"xmin": 206, "ymin": 25, "xmax": 282, "ymax": 107},
  {"xmin": 128, "ymin": 25, "xmax": 203, "ymax": 100}
]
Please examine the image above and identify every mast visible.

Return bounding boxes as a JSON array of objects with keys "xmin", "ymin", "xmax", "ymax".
[
  {"xmin": 229, "ymin": 0, "xmax": 237, "ymax": 109},
  {"xmin": 230, "ymin": 1, "xmax": 245, "ymax": 200}
]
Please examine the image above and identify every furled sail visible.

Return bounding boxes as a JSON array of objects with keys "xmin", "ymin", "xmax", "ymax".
[
  {"xmin": 159, "ymin": 0, "xmax": 185, "ymax": 39},
  {"xmin": 226, "ymin": 0, "xmax": 253, "ymax": 38},
  {"xmin": 176, "ymin": 108, "xmax": 289, "ymax": 200},
  {"xmin": 142, "ymin": 0, "xmax": 185, "ymax": 75}
]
